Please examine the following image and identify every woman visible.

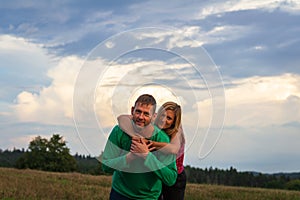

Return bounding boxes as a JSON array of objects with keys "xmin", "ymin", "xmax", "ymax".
[{"xmin": 118, "ymin": 102, "xmax": 186, "ymax": 200}]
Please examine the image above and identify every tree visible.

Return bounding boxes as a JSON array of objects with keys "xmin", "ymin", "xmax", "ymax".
[
  {"xmin": 285, "ymin": 179, "xmax": 300, "ymax": 191},
  {"xmin": 16, "ymin": 134, "xmax": 77, "ymax": 172}
]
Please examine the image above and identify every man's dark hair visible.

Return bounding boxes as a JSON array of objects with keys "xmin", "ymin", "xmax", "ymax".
[{"xmin": 134, "ymin": 94, "xmax": 156, "ymax": 113}]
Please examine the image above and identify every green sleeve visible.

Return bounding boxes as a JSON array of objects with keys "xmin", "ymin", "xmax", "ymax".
[
  {"xmin": 143, "ymin": 128, "xmax": 177, "ymax": 186},
  {"xmin": 144, "ymin": 152, "xmax": 177, "ymax": 186},
  {"xmin": 101, "ymin": 126, "xmax": 130, "ymax": 173}
]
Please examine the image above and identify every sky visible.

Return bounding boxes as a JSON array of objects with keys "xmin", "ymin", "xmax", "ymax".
[{"xmin": 1, "ymin": 0, "xmax": 300, "ymax": 173}]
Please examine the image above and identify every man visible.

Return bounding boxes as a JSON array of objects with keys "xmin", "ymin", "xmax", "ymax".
[{"xmin": 102, "ymin": 94, "xmax": 177, "ymax": 200}]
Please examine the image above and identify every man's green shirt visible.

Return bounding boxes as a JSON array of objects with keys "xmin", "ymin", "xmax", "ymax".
[{"xmin": 102, "ymin": 125, "xmax": 177, "ymax": 200}]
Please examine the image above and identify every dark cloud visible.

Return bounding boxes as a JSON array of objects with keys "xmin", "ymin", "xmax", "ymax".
[
  {"xmin": 202, "ymin": 9, "xmax": 300, "ymax": 78},
  {"xmin": 0, "ymin": 0, "xmax": 144, "ymax": 55}
]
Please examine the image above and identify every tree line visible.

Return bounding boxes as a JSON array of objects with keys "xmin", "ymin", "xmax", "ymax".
[
  {"xmin": 1, "ymin": 134, "xmax": 300, "ymax": 191},
  {"xmin": 184, "ymin": 165, "xmax": 300, "ymax": 191},
  {"xmin": 0, "ymin": 134, "xmax": 105, "ymax": 175}
]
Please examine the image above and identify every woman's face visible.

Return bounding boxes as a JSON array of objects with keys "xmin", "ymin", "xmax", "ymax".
[{"xmin": 157, "ymin": 109, "xmax": 175, "ymax": 130}]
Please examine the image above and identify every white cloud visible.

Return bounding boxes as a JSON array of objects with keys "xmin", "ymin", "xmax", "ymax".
[
  {"xmin": 197, "ymin": 0, "xmax": 300, "ymax": 19},
  {"xmin": 227, "ymin": 73, "xmax": 300, "ymax": 103},
  {"xmin": 0, "ymin": 34, "xmax": 57, "ymax": 114},
  {"xmin": 224, "ymin": 74, "xmax": 300, "ymax": 127},
  {"xmin": 13, "ymin": 56, "xmax": 83, "ymax": 125},
  {"xmin": 196, "ymin": 73, "xmax": 300, "ymax": 128},
  {"xmin": 132, "ymin": 25, "xmax": 251, "ymax": 49},
  {"xmin": 0, "ymin": 34, "xmax": 47, "ymax": 59},
  {"xmin": 12, "ymin": 55, "xmax": 197, "ymax": 131},
  {"xmin": 105, "ymin": 41, "xmax": 115, "ymax": 48}
]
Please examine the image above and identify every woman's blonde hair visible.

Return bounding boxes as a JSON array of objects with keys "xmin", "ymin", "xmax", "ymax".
[{"xmin": 154, "ymin": 101, "xmax": 181, "ymax": 139}]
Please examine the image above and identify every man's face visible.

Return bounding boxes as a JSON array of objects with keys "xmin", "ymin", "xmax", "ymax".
[{"xmin": 131, "ymin": 102, "xmax": 154, "ymax": 128}]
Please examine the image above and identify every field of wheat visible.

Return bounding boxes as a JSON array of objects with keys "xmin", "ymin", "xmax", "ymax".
[{"xmin": 1, "ymin": 168, "xmax": 300, "ymax": 200}]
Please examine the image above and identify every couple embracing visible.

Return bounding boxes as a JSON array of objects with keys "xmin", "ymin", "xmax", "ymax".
[{"xmin": 102, "ymin": 94, "xmax": 186, "ymax": 200}]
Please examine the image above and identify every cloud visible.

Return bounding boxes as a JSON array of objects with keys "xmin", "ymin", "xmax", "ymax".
[
  {"xmin": 196, "ymin": 73, "xmax": 300, "ymax": 129},
  {"xmin": 202, "ymin": 9, "xmax": 300, "ymax": 78},
  {"xmin": 0, "ymin": 35, "xmax": 54, "ymax": 102},
  {"xmin": 0, "ymin": 35, "xmax": 51, "ymax": 65},
  {"xmin": 224, "ymin": 73, "xmax": 300, "ymax": 127},
  {"xmin": 13, "ymin": 56, "xmax": 82, "ymax": 125},
  {"xmin": 197, "ymin": 0, "xmax": 300, "ymax": 19}
]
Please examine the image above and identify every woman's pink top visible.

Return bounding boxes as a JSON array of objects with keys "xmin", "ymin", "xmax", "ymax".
[{"xmin": 176, "ymin": 137, "xmax": 185, "ymax": 174}]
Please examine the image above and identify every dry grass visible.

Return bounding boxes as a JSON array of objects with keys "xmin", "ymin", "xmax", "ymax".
[
  {"xmin": 0, "ymin": 168, "xmax": 111, "ymax": 199},
  {"xmin": 185, "ymin": 183, "xmax": 300, "ymax": 200},
  {"xmin": 1, "ymin": 168, "xmax": 300, "ymax": 200}
]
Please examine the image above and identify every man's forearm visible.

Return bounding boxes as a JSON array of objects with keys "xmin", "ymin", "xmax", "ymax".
[{"xmin": 144, "ymin": 152, "xmax": 177, "ymax": 186}]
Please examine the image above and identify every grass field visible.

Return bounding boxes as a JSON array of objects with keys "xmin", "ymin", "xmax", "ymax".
[{"xmin": 1, "ymin": 168, "xmax": 300, "ymax": 200}]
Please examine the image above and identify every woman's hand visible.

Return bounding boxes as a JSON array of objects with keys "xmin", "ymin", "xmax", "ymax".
[
  {"xmin": 130, "ymin": 139, "xmax": 156, "ymax": 158},
  {"xmin": 132, "ymin": 136, "xmax": 156, "ymax": 152},
  {"xmin": 130, "ymin": 139, "xmax": 150, "ymax": 159}
]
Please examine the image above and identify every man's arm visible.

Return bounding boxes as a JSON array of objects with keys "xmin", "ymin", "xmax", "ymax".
[
  {"xmin": 145, "ymin": 152, "xmax": 177, "ymax": 186},
  {"xmin": 131, "ymin": 136, "xmax": 177, "ymax": 186},
  {"xmin": 101, "ymin": 126, "xmax": 131, "ymax": 173}
]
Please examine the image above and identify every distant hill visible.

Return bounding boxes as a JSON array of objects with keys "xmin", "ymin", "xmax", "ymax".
[
  {"xmin": 249, "ymin": 171, "xmax": 300, "ymax": 180},
  {"xmin": 273, "ymin": 172, "xmax": 300, "ymax": 180}
]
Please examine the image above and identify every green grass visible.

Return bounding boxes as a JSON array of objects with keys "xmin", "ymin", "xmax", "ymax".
[{"xmin": 1, "ymin": 168, "xmax": 300, "ymax": 200}]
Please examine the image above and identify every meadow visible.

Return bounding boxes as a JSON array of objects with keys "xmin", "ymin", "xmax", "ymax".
[{"xmin": 1, "ymin": 168, "xmax": 300, "ymax": 200}]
